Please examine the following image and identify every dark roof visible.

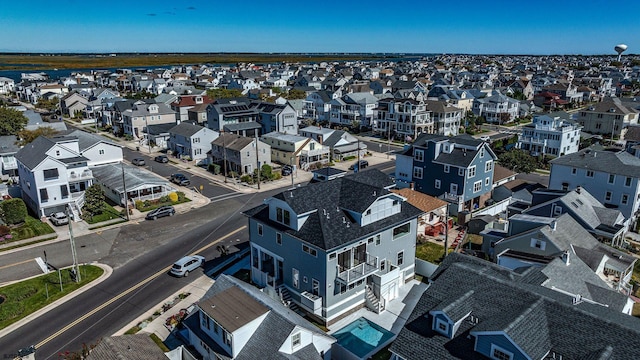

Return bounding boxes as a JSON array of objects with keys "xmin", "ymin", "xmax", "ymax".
[
  {"xmin": 169, "ymin": 122, "xmax": 205, "ymax": 138},
  {"xmin": 68, "ymin": 129, "xmax": 119, "ymax": 151},
  {"xmin": 0, "ymin": 135, "xmax": 20, "ymax": 155},
  {"xmin": 86, "ymin": 334, "xmax": 167, "ymax": 360},
  {"xmin": 145, "ymin": 123, "xmax": 176, "ymax": 135},
  {"xmin": 14, "ymin": 136, "xmax": 60, "ymax": 170},
  {"xmin": 243, "ymin": 169, "xmax": 423, "ymax": 251},
  {"xmin": 311, "ymin": 167, "xmax": 346, "ymax": 177},
  {"xmin": 223, "ymin": 121, "xmax": 262, "ymax": 132},
  {"xmin": 211, "ymin": 133, "xmax": 254, "ymax": 151},
  {"xmin": 550, "ymin": 146, "xmax": 640, "ymax": 179},
  {"xmin": 391, "ymin": 253, "xmax": 640, "ymax": 359}
]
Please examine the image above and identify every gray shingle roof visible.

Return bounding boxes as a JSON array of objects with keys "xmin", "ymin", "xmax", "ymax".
[
  {"xmin": 86, "ymin": 334, "xmax": 167, "ymax": 359},
  {"xmin": 243, "ymin": 169, "xmax": 423, "ymax": 251},
  {"xmin": 0, "ymin": 135, "xmax": 20, "ymax": 155},
  {"xmin": 14, "ymin": 136, "xmax": 60, "ymax": 170},
  {"xmin": 550, "ymin": 147, "xmax": 640, "ymax": 178},
  {"xmin": 67, "ymin": 129, "xmax": 119, "ymax": 152},
  {"xmin": 169, "ymin": 122, "xmax": 205, "ymax": 138},
  {"xmin": 185, "ymin": 274, "xmax": 332, "ymax": 360},
  {"xmin": 390, "ymin": 253, "xmax": 640, "ymax": 359}
]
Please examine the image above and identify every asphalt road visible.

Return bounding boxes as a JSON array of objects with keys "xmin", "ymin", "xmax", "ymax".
[{"xmin": 0, "ymin": 187, "xmax": 279, "ymax": 358}]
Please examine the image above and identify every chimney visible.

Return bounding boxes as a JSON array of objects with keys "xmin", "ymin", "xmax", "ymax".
[
  {"xmin": 562, "ymin": 250, "xmax": 570, "ymax": 265},
  {"xmin": 576, "ymin": 186, "xmax": 581, "ymax": 194},
  {"xmin": 410, "ymin": 182, "xmax": 415, "ymax": 190},
  {"xmin": 318, "ymin": 135, "xmax": 323, "ymax": 145}
]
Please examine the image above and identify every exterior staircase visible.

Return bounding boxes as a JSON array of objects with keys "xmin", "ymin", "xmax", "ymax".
[
  {"xmin": 365, "ymin": 285, "xmax": 385, "ymax": 314},
  {"xmin": 277, "ymin": 285, "xmax": 302, "ymax": 314}
]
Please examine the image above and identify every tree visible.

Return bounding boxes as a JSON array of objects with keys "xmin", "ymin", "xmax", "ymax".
[
  {"xmin": 206, "ymin": 88, "xmax": 243, "ymax": 99},
  {"xmin": 286, "ymin": 89, "xmax": 307, "ymax": 100},
  {"xmin": 0, "ymin": 198, "xmax": 28, "ymax": 225},
  {"xmin": 0, "ymin": 106, "xmax": 28, "ymax": 135},
  {"xmin": 498, "ymin": 149, "xmax": 537, "ymax": 174},
  {"xmin": 17, "ymin": 126, "xmax": 59, "ymax": 146},
  {"xmin": 36, "ymin": 98, "xmax": 59, "ymax": 112},
  {"xmin": 498, "ymin": 112, "xmax": 511, "ymax": 125},
  {"xmin": 82, "ymin": 184, "xmax": 105, "ymax": 220}
]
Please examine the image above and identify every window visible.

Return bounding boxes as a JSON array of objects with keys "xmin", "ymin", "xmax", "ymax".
[
  {"xmin": 530, "ymin": 238, "xmax": 546, "ymax": 250},
  {"xmin": 214, "ymin": 321, "xmax": 219, "ymax": 334},
  {"xmin": 485, "ymin": 161, "xmax": 493, "ymax": 172},
  {"xmin": 201, "ymin": 313, "xmax": 210, "ymax": 330},
  {"xmin": 43, "ymin": 168, "xmax": 59, "ymax": 180},
  {"xmin": 553, "ymin": 205, "xmax": 563, "ymax": 215},
  {"xmin": 276, "ymin": 208, "xmax": 291, "ymax": 226},
  {"xmin": 302, "ymin": 244, "xmax": 317, "ymax": 256},
  {"xmin": 292, "ymin": 332, "xmax": 301, "ymax": 348},
  {"xmin": 257, "ymin": 224, "xmax": 263, "ymax": 236},
  {"xmin": 413, "ymin": 166, "xmax": 423, "ymax": 179},
  {"xmin": 380, "ymin": 258, "xmax": 386, "ymax": 271},
  {"xmin": 622, "ymin": 194, "xmax": 629, "ymax": 205},
  {"xmin": 292, "ymin": 268, "xmax": 299, "ymax": 288},
  {"xmin": 490, "ymin": 345, "xmax": 513, "ymax": 360},
  {"xmin": 458, "ymin": 168, "xmax": 464, "ymax": 176},
  {"xmin": 586, "ymin": 170, "xmax": 594, "ymax": 178},
  {"xmin": 414, "ymin": 149, "xmax": 424, "ymax": 162},
  {"xmin": 99, "ymin": 149, "xmax": 105, "ymax": 155},
  {"xmin": 435, "ymin": 179, "xmax": 441, "ymax": 189},
  {"xmin": 393, "ymin": 223, "xmax": 411, "ymax": 239},
  {"xmin": 397, "ymin": 251, "xmax": 404, "ymax": 266},
  {"xmin": 329, "ymin": 253, "xmax": 336, "ymax": 260},
  {"xmin": 571, "ymin": 168, "xmax": 577, "ymax": 175},
  {"xmin": 605, "ymin": 191, "xmax": 612, "ymax": 201},
  {"xmin": 485, "ymin": 177, "xmax": 490, "ymax": 186},
  {"xmin": 437, "ymin": 321, "xmax": 447, "ymax": 332},
  {"xmin": 276, "ymin": 233, "xmax": 282, "ymax": 245},
  {"xmin": 609, "ymin": 174, "xmax": 615, "ymax": 184},
  {"xmin": 60, "ymin": 185, "xmax": 69, "ymax": 199},
  {"xmin": 480, "ymin": 147, "xmax": 485, "ymax": 158},
  {"xmin": 443, "ymin": 164, "xmax": 450, "ymax": 173},
  {"xmin": 40, "ymin": 188, "xmax": 49, "ymax": 202},
  {"xmin": 224, "ymin": 331, "xmax": 232, "ymax": 346},
  {"xmin": 473, "ymin": 181, "xmax": 482, "ymax": 193},
  {"xmin": 626, "ymin": 177, "xmax": 632, "ymax": 187},
  {"xmin": 468, "ymin": 166, "xmax": 476, "ymax": 178},
  {"xmin": 375, "ymin": 234, "xmax": 381, "ymax": 246},
  {"xmin": 312, "ymin": 279, "xmax": 319, "ymax": 296}
]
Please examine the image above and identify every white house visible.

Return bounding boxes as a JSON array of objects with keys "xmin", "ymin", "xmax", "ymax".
[
  {"xmin": 0, "ymin": 77, "xmax": 15, "ymax": 95},
  {"xmin": 473, "ymin": 90, "xmax": 520, "ymax": 123},
  {"xmin": 167, "ymin": 122, "xmax": 218, "ymax": 165},
  {"xmin": 517, "ymin": 115, "xmax": 582, "ymax": 157},
  {"xmin": 183, "ymin": 274, "xmax": 335, "ymax": 360}
]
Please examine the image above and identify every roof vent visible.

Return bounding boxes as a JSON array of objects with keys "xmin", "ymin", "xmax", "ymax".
[
  {"xmin": 572, "ymin": 294, "xmax": 584, "ymax": 305},
  {"xmin": 290, "ymin": 191, "xmax": 294, "ymax": 198},
  {"xmin": 323, "ymin": 209, "xmax": 326, "ymax": 216},
  {"xmin": 373, "ymin": 191, "xmax": 377, "ymax": 197},
  {"xmin": 336, "ymin": 206, "xmax": 340, "ymax": 212},
  {"xmin": 342, "ymin": 217, "xmax": 346, "ymax": 224},
  {"xmin": 609, "ymin": 108, "xmax": 616, "ymax": 113}
]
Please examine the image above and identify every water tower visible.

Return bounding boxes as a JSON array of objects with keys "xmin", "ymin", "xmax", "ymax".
[{"xmin": 615, "ymin": 44, "xmax": 628, "ymax": 61}]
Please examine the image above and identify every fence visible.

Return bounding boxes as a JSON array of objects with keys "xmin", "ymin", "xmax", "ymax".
[{"xmin": 415, "ymin": 258, "xmax": 439, "ymax": 278}]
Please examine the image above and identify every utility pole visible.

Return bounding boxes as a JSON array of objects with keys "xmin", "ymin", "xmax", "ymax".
[
  {"xmin": 255, "ymin": 135, "xmax": 261, "ymax": 190},
  {"xmin": 145, "ymin": 116, "xmax": 151, "ymax": 153},
  {"xmin": 443, "ymin": 205, "xmax": 449, "ymax": 259},
  {"xmin": 356, "ymin": 138, "xmax": 361, "ymax": 173},
  {"xmin": 66, "ymin": 206, "xmax": 81, "ymax": 282},
  {"xmin": 387, "ymin": 121, "xmax": 391, "ymax": 159},
  {"xmin": 290, "ymin": 157, "xmax": 294, "ymax": 187},
  {"xmin": 121, "ymin": 162, "xmax": 130, "ymax": 221},
  {"xmin": 222, "ymin": 131, "xmax": 228, "ymax": 183}
]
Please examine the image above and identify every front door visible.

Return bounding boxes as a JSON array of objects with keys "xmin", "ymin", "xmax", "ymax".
[
  {"xmin": 277, "ymin": 259, "xmax": 283, "ymax": 282},
  {"xmin": 353, "ymin": 243, "xmax": 366, "ymax": 266},
  {"xmin": 338, "ymin": 250, "xmax": 350, "ymax": 272}
]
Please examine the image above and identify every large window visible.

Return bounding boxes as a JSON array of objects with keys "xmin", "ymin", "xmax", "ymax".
[
  {"xmin": 413, "ymin": 166, "xmax": 423, "ymax": 179},
  {"xmin": 485, "ymin": 161, "xmax": 493, "ymax": 172},
  {"xmin": 586, "ymin": 170, "xmax": 594, "ymax": 178},
  {"xmin": 43, "ymin": 168, "xmax": 59, "ymax": 180},
  {"xmin": 393, "ymin": 223, "xmax": 411, "ymax": 240},
  {"xmin": 302, "ymin": 244, "xmax": 317, "ymax": 257},
  {"xmin": 468, "ymin": 166, "xmax": 476, "ymax": 178},
  {"xmin": 490, "ymin": 345, "xmax": 513, "ymax": 360},
  {"xmin": 414, "ymin": 149, "xmax": 424, "ymax": 162},
  {"xmin": 60, "ymin": 185, "xmax": 69, "ymax": 199},
  {"xmin": 39, "ymin": 188, "xmax": 49, "ymax": 202},
  {"xmin": 473, "ymin": 181, "xmax": 482, "ymax": 193}
]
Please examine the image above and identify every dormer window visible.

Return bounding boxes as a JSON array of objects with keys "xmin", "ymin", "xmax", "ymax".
[
  {"xmin": 292, "ymin": 332, "xmax": 301, "ymax": 348},
  {"xmin": 276, "ymin": 207, "xmax": 291, "ymax": 226},
  {"xmin": 490, "ymin": 344, "xmax": 514, "ymax": 360}
]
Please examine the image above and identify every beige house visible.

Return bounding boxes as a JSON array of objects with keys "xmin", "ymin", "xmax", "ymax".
[
  {"xmin": 122, "ymin": 101, "xmax": 177, "ymax": 140},
  {"xmin": 576, "ymin": 97, "xmax": 638, "ymax": 137},
  {"xmin": 260, "ymin": 131, "xmax": 329, "ymax": 170}
]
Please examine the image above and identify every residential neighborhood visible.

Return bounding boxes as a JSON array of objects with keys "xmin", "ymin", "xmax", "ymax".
[{"xmin": 3, "ymin": 49, "xmax": 640, "ymax": 360}]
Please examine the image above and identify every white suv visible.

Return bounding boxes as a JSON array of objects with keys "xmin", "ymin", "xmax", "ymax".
[
  {"xmin": 170, "ymin": 255, "xmax": 205, "ymax": 277},
  {"xmin": 49, "ymin": 212, "xmax": 69, "ymax": 226}
]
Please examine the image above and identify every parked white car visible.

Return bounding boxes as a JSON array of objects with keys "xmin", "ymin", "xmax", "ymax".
[
  {"xmin": 49, "ymin": 212, "xmax": 69, "ymax": 226},
  {"xmin": 170, "ymin": 255, "xmax": 205, "ymax": 277}
]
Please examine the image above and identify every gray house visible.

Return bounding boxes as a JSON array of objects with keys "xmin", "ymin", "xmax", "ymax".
[
  {"xmin": 256, "ymin": 102, "xmax": 298, "ymax": 135},
  {"xmin": 243, "ymin": 169, "xmax": 423, "ymax": 325},
  {"xmin": 168, "ymin": 122, "xmax": 218, "ymax": 165},
  {"xmin": 210, "ymin": 133, "xmax": 270, "ymax": 176},
  {"xmin": 390, "ymin": 253, "xmax": 640, "ymax": 360}
]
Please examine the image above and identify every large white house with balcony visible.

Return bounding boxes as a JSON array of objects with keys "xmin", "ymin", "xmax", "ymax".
[
  {"xmin": 472, "ymin": 90, "xmax": 520, "ymax": 123},
  {"xmin": 517, "ymin": 115, "xmax": 582, "ymax": 157},
  {"xmin": 375, "ymin": 95, "xmax": 434, "ymax": 141},
  {"xmin": 328, "ymin": 92, "xmax": 378, "ymax": 127},
  {"xmin": 260, "ymin": 131, "xmax": 329, "ymax": 170},
  {"xmin": 243, "ymin": 169, "xmax": 423, "ymax": 325},
  {"xmin": 14, "ymin": 131, "xmax": 123, "ymax": 219}
]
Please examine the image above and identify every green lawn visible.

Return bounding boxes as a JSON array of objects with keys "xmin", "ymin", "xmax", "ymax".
[
  {"xmin": 8, "ymin": 216, "xmax": 56, "ymax": 242},
  {"xmin": 84, "ymin": 202, "xmax": 125, "ymax": 224},
  {"xmin": 416, "ymin": 242, "xmax": 446, "ymax": 264},
  {"xmin": 0, "ymin": 265, "xmax": 103, "ymax": 329}
]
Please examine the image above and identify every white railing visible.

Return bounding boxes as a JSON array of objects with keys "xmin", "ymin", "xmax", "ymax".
[
  {"xmin": 337, "ymin": 254, "xmax": 378, "ymax": 284},
  {"xmin": 441, "ymin": 192, "xmax": 463, "ymax": 204},
  {"xmin": 301, "ymin": 147, "xmax": 330, "ymax": 157},
  {"xmin": 300, "ymin": 291, "xmax": 322, "ymax": 315},
  {"xmin": 68, "ymin": 169, "xmax": 93, "ymax": 180}
]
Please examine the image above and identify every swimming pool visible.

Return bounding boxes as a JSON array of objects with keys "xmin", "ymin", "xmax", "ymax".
[{"xmin": 333, "ymin": 317, "xmax": 394, "ymax": 358}]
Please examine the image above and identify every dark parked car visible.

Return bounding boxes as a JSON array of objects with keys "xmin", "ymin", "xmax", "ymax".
[
  {"xmin": 132, "ymin": 157, "xmax": 145, "ymax": 166},
  {"xmin": 281, "ymin": 165, "xmax": 293, "ymax": 176},
  {"xmin": 349, "ymin": 160, "xmax": 369, "ymax": 170},
  {"xmin": 170, "ymin": 173, "xmax": 191, "ymax": 186},
  {"xmin": 154, "ymin": 155, "xmax": 169, "ymax": 163},
  {"xmin": 145, "ymin": 205, "xmax": 175, "ymax": 220}
]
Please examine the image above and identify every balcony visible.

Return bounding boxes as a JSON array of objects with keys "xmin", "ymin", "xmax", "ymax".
[
  {"xmin": 300, "ymin": 291, "xmax": 322, "ymax": 316},
  {"xmin": 1, "ymin": 157, "xmax": 17, "ymax": 171},
  {"xmin": 441, "ymin": 192, "xmax": 463, "ymax": 204},
  {"xmin": 300, "ymin": 147, "xmax": 330, "ymax": 157},
  {"xmin": 68, "ymin": 169, "xmax": 93, "ymax": 181},
  {"xmin": 336, "ymin": 253, "xmax": 378, "ymax": 284}
]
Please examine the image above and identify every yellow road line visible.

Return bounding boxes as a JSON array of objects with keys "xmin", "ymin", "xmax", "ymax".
[
  {"xmin": 0, "ymin": 258, "xmax": 34, "ymax": 270},
  {"xmin": 36, "ymin": 225, "xmax": 246, "ymax": 349}
]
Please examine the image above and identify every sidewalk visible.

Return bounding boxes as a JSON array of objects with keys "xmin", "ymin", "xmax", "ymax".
[{"xmin": 113, "ymin": 275, "xmax": 214, "ymax": 338}]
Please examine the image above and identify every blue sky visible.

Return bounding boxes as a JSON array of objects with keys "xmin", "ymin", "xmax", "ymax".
[{"xmin": 1, "ymin": 0, "xmax": 639, "ymax": 55}]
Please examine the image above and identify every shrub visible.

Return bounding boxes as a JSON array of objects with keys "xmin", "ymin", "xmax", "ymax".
[
  {"xmin": 168, "ymin": 192, "xmax": 178, "ymax": 203},
  {"xmin": 208, "ymin": 163, "xmax": 221, "ymax": 175},
  {"xmin": 0, "ymin": 225, "xmax": 10, "ymax": 236},
  {"xmin": 241, "ymin": 175, "xmax": 253, "ymax": 184},
  {"xmin": 159, "ymin": 195, "xmax": 170, "ymax": 203},
  {"xmin": 0, "ymin": 198, "xmax": 28, "ymax": 225},
  {"xmin": 135, "ymin": 200, "xmax": 144, "ymax": 210},
  {"xmin": 176, "ymin": 191, "xmax": 185, "ymax": 201}
]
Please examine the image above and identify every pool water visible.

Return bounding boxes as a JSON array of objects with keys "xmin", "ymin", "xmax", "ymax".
[{"xmin": 333, "ymin": 317, "xmax": 394, "ymax": 358}]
